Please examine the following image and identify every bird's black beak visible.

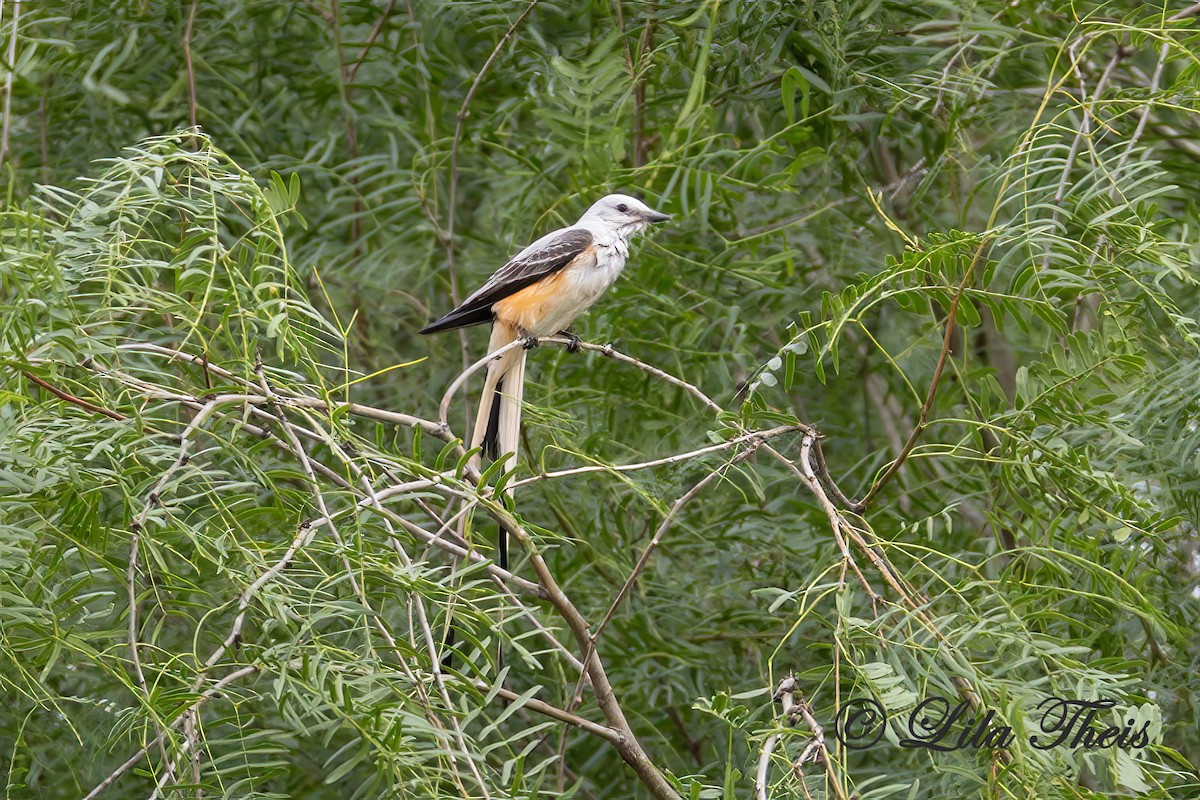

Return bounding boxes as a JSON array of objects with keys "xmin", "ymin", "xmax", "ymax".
[{"xmin": 643, "ymin": 209, "xmax": 671, "ymax": 223}]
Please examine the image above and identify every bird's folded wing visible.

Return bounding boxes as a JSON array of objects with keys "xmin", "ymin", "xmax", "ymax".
[{"xmin": 420, "ymin": 227, "xmax": 594, "ymax": 333}]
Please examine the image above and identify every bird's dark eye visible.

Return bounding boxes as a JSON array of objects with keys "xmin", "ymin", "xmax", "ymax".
[{"xmin": 616, "ymin": 204, "xmax": 628, "ymax": 213}]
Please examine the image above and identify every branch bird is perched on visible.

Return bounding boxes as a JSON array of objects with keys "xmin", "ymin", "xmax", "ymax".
[{"xmin": 421, "ymin": 193, "xmax": 670, "ymax": 505}]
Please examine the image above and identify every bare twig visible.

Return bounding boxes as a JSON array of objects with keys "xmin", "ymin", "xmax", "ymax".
[
  {"xmin": 481, "ymin": 501, "xmax": 680, "ymax": 798},
  {"xmin": 202, "ymin": 515, "xmax": 321, "ymax": 671},
  {"xmin": 41, "ymin": 354, "xmax": 555, "ymax": 600},
  {"xmin": 756, "ymin": 675, "xmax": 847, "ymax": 800},
  {"xmin": 346, "ymin": 0, "xmax": 398, "ymax": 82},
  {"xmin": 447, "ymin": 0, "xmax": 541, "ymax": 275},
  {"xmin": 112, "ymin": 343, "xmax": 453, "ymax": 438},
  {"xmin": 185, "ymin": 708, "xmax": 201, "ymax": 791},
  {"xmin": 269, "ymin": 383, "xmax": 488, "ymax": 800},
  {"xmin": 64, "ymin": 334, "xmax": 857, "ymax": 800},
  {"xmin": 1114, "ymin": 41, "xmax": 1170, "ymax": 174},
  {"xmin": 478, "ymin": 680, "xmax": 624, "ymax": 743},
  {"xmin": 437, "ymin": 335, "xmax": 731, "ymax": 447},
  {"xmin": 791, "ymin": 688, "xmax": 842, "ymax": 796},
  {"xmin": 594, "ymin": 446, "xmax": 760, "ymax": 649},
  {"xmin": 932, "ymin": 33, "xmax": 982, "ymax": 117},
  {"xmin": 82, "ymin": 665, "xmax": 258, "ymax": 800},
  {"xmin": 125, "ymin": 396, "xmax": 258, "ymax": 788},
  {"xmin": 444, "ymin": 0, "xmax": 541, "ymax": 421},
  {"xmin": 767, "ymin": 440, "xmax": 878, "ymax": 605},
  {"xmin": 773, "ymin": 435, "xmax": 1001, "ymax": 767},
  {"xmin": 20, "ymin": 370, "xmax": 126, "ymax": 421},
  {"xmin": 1170, "ymin": 1, "xmax": 1200, "ymax": 20},
  {"xmin": 0, "ymin": 0, "xmax": 21, "ymax": 168},
  {"xmin": 855, "ymin": 35, "xmax": 1069, "ymax": 507},
  {"xmin": 512, "ymin": 425, "xmax": 797, "ymax": 488},
  {"xmin": 566, "ymin": 443, "xmax": 766, "ymax": 711},
  {"xmin": 810, "ymin": 437, "xmax": 859, "ymax": 513},
  {"xmin": 183, "ymin": 0, "xmax": 200, "ymax": 128},
  {"xmin": 36, "ymin": 325, "xmax": 823, "ymax": 800},
  {"xmin": 1052, "ymin": 42, "xmax": 1124, "ymax": 207},
  {"xmin": 856, "ymin": 248, "xmax": 983, "ymax": 507}
]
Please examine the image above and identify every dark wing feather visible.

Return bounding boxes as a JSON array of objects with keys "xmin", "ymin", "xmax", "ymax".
[{"xmin": 419, "ymin": 228, "xmax": 593, "ymax": 334}]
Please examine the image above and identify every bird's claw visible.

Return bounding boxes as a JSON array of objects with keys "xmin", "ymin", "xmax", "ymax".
[
  {"xmin": 559, "ymin": 330, "xmax": 582, "ymax": 353},
  {"xmin": 521, "ymin": 335, "xmax": 539, "ymax": 351}
]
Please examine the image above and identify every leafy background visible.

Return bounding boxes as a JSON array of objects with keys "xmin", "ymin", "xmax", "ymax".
[{"xmin": 2, "ymin": 0, "xmax": 1200, "ymax": 798}]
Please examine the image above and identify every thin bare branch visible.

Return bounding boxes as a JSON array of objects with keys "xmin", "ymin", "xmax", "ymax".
[
  {"xmin": 183, "ymin": 0, "xmax": 199, "ymax": 128},
  {"xmin": 346, "ymin": 0, "xmax": 398, "ymax": 82},
  {"xmin": 483, "ymin": 504, "xmax": 680, "ymax": 799},
  {"xmin": 756, "ymin": 675, "xmax": 846, "ymax": 800},
  {"xmin": 478, "ymin": 680, "xmax": 624, "ymax": 743},
  {"xmin": 269, "ymin": 379, "xmax": 488, "ymax": 800},
  {"xmin": 443, "ymin": 0, "xmax": 541, "ymax": 424},
  {"xmin": 1170, "ymin": 1, "xmax": 1200, "ymax": 20},
  {"xmin": 592, "ymin": 444, "xmax": 760, "ymax": 648},
  {"xmin": 512, "ymin": 425, "xmax": 797, "ymax": 488},
  {"xmin": 0, "ymin": 0, "xmax": 21, "ymax": 168},
  {"xmin": 82, "ymin": 665, "xmax": 258, "ymax": 800},
  {"xmin": 20, "ymin": 370, "xmax": 127, "ymax": 421}
]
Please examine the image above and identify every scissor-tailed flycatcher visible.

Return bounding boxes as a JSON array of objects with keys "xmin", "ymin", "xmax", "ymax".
[{"xmin": 421, "ymin": 193, "xmax": 670, "ymax": 492}]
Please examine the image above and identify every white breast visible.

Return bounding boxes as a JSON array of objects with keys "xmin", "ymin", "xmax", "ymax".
[{"xmin": 533, "ymin": 236, "xmax": 628, "ymax": 335}]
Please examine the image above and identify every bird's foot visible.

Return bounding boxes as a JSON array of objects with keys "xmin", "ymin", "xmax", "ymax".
[
  {"xmin": 558, "ymin": 330, "xmax": 582, "ymax": 353},
  {"xmin": 520, "ymin": 333, "xmax": 539, "ymax": 350}
]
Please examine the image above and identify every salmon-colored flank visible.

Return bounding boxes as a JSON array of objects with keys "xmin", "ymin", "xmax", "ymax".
[{"xmin": 492, "ymin": 249, "xmax": 589, "ymax": 333}]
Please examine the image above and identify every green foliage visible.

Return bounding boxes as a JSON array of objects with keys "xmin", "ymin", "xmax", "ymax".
[{"xmin": 3, "ymin": 1, "xmax": 1200, "ymax": 798}]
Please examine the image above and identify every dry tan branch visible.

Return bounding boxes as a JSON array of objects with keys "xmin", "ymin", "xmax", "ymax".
[{"xmin": 755, "ymin": 674, "xmax": 847, "ymax": 800}]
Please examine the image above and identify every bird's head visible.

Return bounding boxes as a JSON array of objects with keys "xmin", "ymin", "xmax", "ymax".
[{"xmin": 578, "ymin": 193, "xmax": 670, "ymax": 235}]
